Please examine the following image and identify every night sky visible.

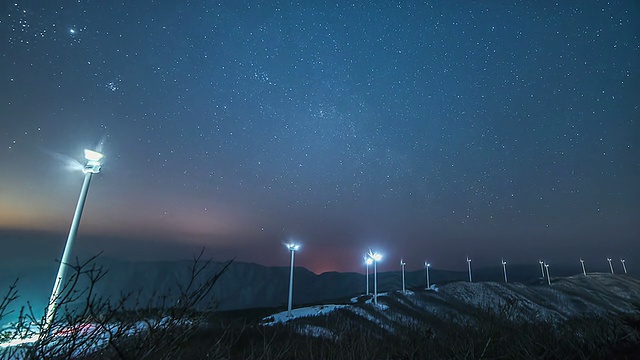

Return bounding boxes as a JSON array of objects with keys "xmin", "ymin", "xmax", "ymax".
[{"xmin": 1, "ymin": 1, "xmax": 638, "ymax": 274}]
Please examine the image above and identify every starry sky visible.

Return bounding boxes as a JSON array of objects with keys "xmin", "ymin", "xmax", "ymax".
[{"xmin": 1, "ymin": 1, "xmax": 638, "ymax": 274}]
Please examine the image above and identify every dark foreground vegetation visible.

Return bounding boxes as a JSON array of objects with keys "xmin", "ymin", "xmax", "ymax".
[
  {"xmin": 1, "ymin": 254, "xmax": 639, "ymax": 359},
  {"xmin": 182, "ymin": 308, "xmax": 640, "ymax": 360}
]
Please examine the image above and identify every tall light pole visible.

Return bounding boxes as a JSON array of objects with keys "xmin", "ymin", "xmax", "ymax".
[
  {"xmin": 364, "ymin": 256, "xmax": 373, "ymax": 295},
  {"xmin": 425, "ymin": 261, "xmax": 430, "ymax": 289},
  {"xmin": 502, "ymin": 259, "xmax": 508, "ymax": 283},
  {"xmin": 286, "ymin": 243, "xmax": 300, "ymax": 318},
  {"xmin": 539, "ymin": 260, "xmax": 545, "ymax": 279},
  {"xmin": 45, "ymin": 149, "xmax": 104, "ymax": 331},
  {"xmin": 607, "ymin": 258, "xmax": 614, "ymax": 274},
  {"xmin": 467, "ymin": 257, "xmax": 472, "ymax": 283},
  {"xmin": 545, "ymin": 263, "xmax": 551, "ymax": 285},
  {"xmin": 400, "ymin": 259, "xmax": 406, "ymax": 293},
  {"xmin": 367, "ymin": 250, "xmax": 382, "ymax": 305},
  {"xmin": 621, "ymin": 259, "xmax": 627, "ymax": 274},
  {"xmin": 580, "ymin": 259, "xmax": 586, "ymax": 276}
]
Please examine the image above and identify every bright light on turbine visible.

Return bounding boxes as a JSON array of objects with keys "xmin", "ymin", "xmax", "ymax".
[
  {"xmin": 84, "ymin": 149, "xmax": 104, "ymax": 163},
  {"xmin": 285, "ymin": 243, "xmax": 300, "ymax": 251}
]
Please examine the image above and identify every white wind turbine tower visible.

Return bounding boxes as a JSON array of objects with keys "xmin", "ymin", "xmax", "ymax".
[
  {"xmin": 580, "ymin": 259, "xmax": 586, "ymax": 276},
  {"xmin": 364, "ymin": 256, "xmax": 373, "ymax": 295},
  {"xmin": 285, "ymin": 242, "xmax": 300, "ymax": 318},
  {"xmin": 400, "ymin": 259, "xmax": 406, "ymax": 293},
  {"xmin": 424, "ymin": 261, "xmax": 431, "ymax": 289},
  {"xmin": 501, "ymin": 259, "xmax": 508, "ymax": 283},
  {"xmin": 620, "ymin": 259, "xmax": 627, "ymax": 274},
  {"xmin": 45, "ymin": 149, "xmax": 104, "ymax": 333},
  {"xmin": 545, "ymin": 263, "xmax": 551, "ymax": 285},
  {"xmin": 539, "ymin": 260, "xmax": 545, "ymax": 278},
  {"xmin": 467, "ymin": 257, "xmax": 472, "ymax": 283},
  {"xmin": 367, "ymin": 250, "xmax": 382, "ymax": 305},
  {"xmin": 607, "ymin": 258, "xmax": 614, "ymax": 274}
]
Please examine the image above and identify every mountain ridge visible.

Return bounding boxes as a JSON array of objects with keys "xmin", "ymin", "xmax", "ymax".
[{"xmin": 1, "ymin": 255, "xmax": 636, "ymax": 328}]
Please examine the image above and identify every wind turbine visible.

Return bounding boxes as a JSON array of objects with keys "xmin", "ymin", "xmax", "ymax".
[
  {"xmin": 539, "ymin": 260, "xmax": 545, "ymax": 279},
  {"xmin": 580, "ymin": 259, "xmax": 586, "ymax": 276},
  {"xmin": 502, "ymin": 259, "xmax": 508, "ymax": 283},
  {"xmin": 364, "ymin": 256, "xmax": 373, "ymax": 295},
  {"xmin": 424, "ymin": 261, "xmax": 431, "ymax": 289},
  {"xmin": 285, "ymin": 242, "xmax": 300, "ymax": 318},
  {"xmin": 467, "ymin": 257, "xmax": 472, "ymax": 283},
  {"xmin": 400, "ymin": 259, "xmax": 406, "ymax": 293},
  {"xmin": 607, "ymin": 258, "xmax": 614, "ymax": 274},
  {"xmin": 545, "ymin": 263, "xmax": 551, "ymax": 285},
  {"xmin": 367, "ymin": 250, "xmax": 382, "ymax": 305},
  {"xmin": 620, "ymin": 259, "xmax": 627, "ymax": 274},
  {"xmin": 45, "ymin": 149, "xmax": 104, "ymax": 333}
]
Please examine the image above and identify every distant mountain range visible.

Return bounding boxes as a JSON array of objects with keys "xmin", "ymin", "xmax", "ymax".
[{"xmin": 1, "ymin": 255, "xmax": 634, "ymax": 327}]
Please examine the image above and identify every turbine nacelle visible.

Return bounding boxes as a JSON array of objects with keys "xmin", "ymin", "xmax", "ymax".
[
  {"xmin": 285, "ymin": 243, "xmax": 300, "ymax": 252},
  {"xmin": 367, "ymin": 250, "xmax": 382, "ymax": 262},
  {"xmin": 82, "ymin": 149, "xmax": 104, "ymax": 174}
]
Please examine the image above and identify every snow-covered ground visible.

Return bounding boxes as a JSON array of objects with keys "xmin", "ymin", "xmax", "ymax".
[
  {"xmin": 258, "ymin": 275, "xmax": 640, "ymax": 341},
  {"xmin": 261, "ymin": 304, "xmax": 348, "ymax": 325}
]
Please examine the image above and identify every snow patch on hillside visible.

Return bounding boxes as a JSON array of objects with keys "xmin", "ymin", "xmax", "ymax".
[{"xmin": 261, "ymin": 304, "xmax": 347, "ymax": 325}]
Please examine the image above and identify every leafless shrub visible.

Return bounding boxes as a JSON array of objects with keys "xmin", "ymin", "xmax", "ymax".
[{"xmin": 1, "ymin": 249, "xmax": 232, "ymax": 360}]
